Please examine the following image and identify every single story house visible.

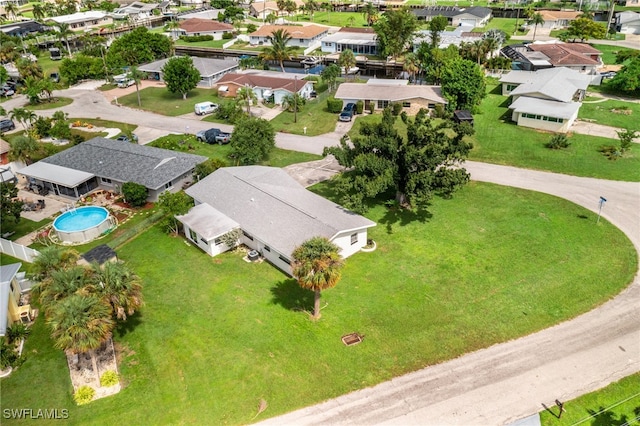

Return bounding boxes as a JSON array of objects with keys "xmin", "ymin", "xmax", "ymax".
[
  {"xmin": 17, "ymin": 138, "xmax": 206, "ymax": 202},
  {"xmin": 111, "ymin": 1, "xmax": 169, "ymax": 21},
  {"xmin": 0, "ymin": 263, "xmax": 33, "ymax": 337},
  {"xmin": 178, "ymin": 17, "xmax": 234, "ymax": 40},
  {"xmin": 48, "ymin": 11, "xmax": 113, "ymax": 32},
  {"xmin": 500, "ymin": 68, "xmax": 592, "ymax": 133},
  {"xmin": 0, "ymin": 19, "xmax": 46, "ymax": 37},
  {"xmin": 215, "ymin": 73, "xmax": 314, "ymax": 104},
  {"xmin": 138, "ymin": 56, "xmax": 239, "ymax": 87},
  {"xmin": 321, "ymin": 27, "xmax": 378, "ymax": 55},
  {"xmin": 412, "ymin": 6, "xmax": 492, "ymax": 27},
  {"xmin": 501, "ymin": 42, "xmax": 602, "ymax": 73},
  {"xmin": 413, "ymin": 24, "xmax": 482, "ymax": 50},
  {"xmin": 616, "ymin": 11, "xmax": 640, "ymax": 34},
  {"xmin": 334, "ymin": 80, "xmax": 447, "ymax": 114},
  {"xmin": 177, "ymin": 9, "xmax": 223, "ymax": 21},
  {"xmin": 537, "ymin": 10, "xmax": 580, "ymax": 29},
  {"xmin": 180, "ymin": 166, "xmax": 376, "ymax": 275},
  {"xmin": 249, "ymin": 0, "xmax": 305, "ymax": 18},
  {"xmin": 248, "ymin": 24, "xmax": 329, "ymax": 48}
]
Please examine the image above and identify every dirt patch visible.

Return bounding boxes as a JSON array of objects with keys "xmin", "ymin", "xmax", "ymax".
[{"xmin": 611, "ymin": 108, "xmax": 632, "ymax": 115}]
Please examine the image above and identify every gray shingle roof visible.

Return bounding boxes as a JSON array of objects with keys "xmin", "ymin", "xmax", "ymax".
[
  {"xmin": 185, "ymin": 166, "xmax": 375, "ymax": 257},
  {"xmin": 139, "ymin": 56, "xmax": 239, "ymax": 78},
  {"xmin": 335, "ymin": 83, "xmax": 447, "ymax": 104},
  {"xmin": 43, "ymin": 138, "xmax": 207, "ymax": 190},
  {"xmin": 504, "ymin": 68, "xmax": 590, "ymax": 103}
]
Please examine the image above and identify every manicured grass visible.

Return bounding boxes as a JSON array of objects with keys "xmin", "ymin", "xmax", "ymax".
[
  {"xmin": 579, "ymin": 99, "xmax": 640, "ymax": 129},
  {"xmin": 296, "ymin": 11, "xmax": 368, "ymax": 28},
  {"xmin": 591, "ymin": 43, "xmax": 636, "ymax": 65},
  {"xmin": 25, "ymin": 97, "xmax": 73, "ymax": 110},
  {"xmin": 148, "ymin": 133, "xmax": 321, "ymax": 167},
  {"xmin": 471, "ymin": 82, "xmax": 640, "ymax": 181},
  {"xmin": 540, "ymin": 373, "xmax": 640, "ymax": 425},
  {"xmin": 268, "ymin": 92, "xmax": 339, "ymax": 136},
  {"xmin": 0, "ymin": 217, "xmax": 50, "ymax": 241},
  {"xmin": 348, "ymin": 111, "xmax": 408, "ymax": 139},
  {"xmin": 115, "ymin": 87, "xmax": 222, "ymax": 116},
  {"xmin": 174, "ymin": 38, "xmax": 229, "ymax": 49},
  {"xmin": 472, "ymin": 18, "xmax": 527, "ymax": 36},
  {"xmin": 586, "ymin": 83, "xmax": 640, "ymax": 100},
  {"xmin": 2, "ymin": 181, "xmax": 636, "ymax": 424},
  {"xmin": 70, "ymin": 118, "xmax": 138, "ymax": 134}
]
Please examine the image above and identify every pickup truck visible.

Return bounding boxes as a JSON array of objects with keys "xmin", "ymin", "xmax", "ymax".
[{"xmin": 196, "ymin": 128, "xmax": 231, "ymax": 145}]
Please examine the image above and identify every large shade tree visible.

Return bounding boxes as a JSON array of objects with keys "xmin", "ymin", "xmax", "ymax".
[
  {"xmin": 229, "ymin": 117, "xmax": 276, "ymax": 165},
  {"xmin": 162, "ymin": 56, "xmax": 201, "ymax": 100},
  {"xmin": 291, "ymin": 237, "xmax": 344, "ymax": 320},
  {"xmin": 324, "ymin": 108, "xmax": 474, "ymax": 213},
  {"xmin": 260, "ymin": 29, "xmax": 294, "ymax": 73},
  {"xmin": 0, "ymin": 183, "xmax": 23, "ymax": 229},
  {"xmin": 440, "ymin": 57, "xmax": 486, "ymax": 111},
  {"xmin": 374, "ymin": 7, "xmax": 418, "ymax": 61}
]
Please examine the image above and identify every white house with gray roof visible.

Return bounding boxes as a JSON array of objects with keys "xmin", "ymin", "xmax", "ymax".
[
  {"xmin": 181, "ymin": 166, "xmax": 376, "ymax": 275},
  {"xmin": 17, "ymin": 138, "xmax": 207, "ymax": 202},
  {"xmin": 138, "ymin": 56, "xmax": 239, "ymax": 87},
  {"xmin": 499, "ymin": 68, "xmax": 591, "ymax": 133}
]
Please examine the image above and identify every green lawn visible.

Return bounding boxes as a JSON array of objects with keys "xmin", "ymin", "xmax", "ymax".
[
  {"xmin": 69, "ymin": 118, "xmax": 138, "ymax": 135},
  {"xmin": 148, "ymin": 133, "xmax": 321, "ymax": 167},
  {"xmin": 269, "ymin": 91, "xmax": 339, "ymax": 136},
  {"xmin": 25, "ymin": 97, "xmax": 73, "ymax": 110},
  {"xmin": 472, "ymin": 18, "xmax": 528, "ymax": 36},
  {"xmin": 116, "ymin": 87, "xmax": 222, "ymax": 116},
  {"xmin": 174, "ymin": 38, "xmax": 229, "ymax": 49},
  {"xmin": 579, "ymin": 99, "xmax": 640, "ymax": 129},
  {"xmin": 470, "ymin": 82, "xmax": 640, "ymax": 181},
  {"xmin": 2, "ymin": 181, "xmax": 637, "ymax": 424},
  {"xmin": 295, "ymin": 11, "xmax": 368, "ymax": 28},
  {"xmin": 540, "ymin": 373, "xmax": 640, "ymax": 425},
  {"xmin": 591, "ymin": 43, "xmax": 636, "ymax": 65}
]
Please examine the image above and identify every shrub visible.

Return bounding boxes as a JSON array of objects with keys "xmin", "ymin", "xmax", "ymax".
[
  {"xmin": 70, "ymin": 134, "xmax": 85, "ymax": 145},
  {"xmin": 6, "ymin": 323, "xmax": 30, "ymax": 344},
  {"xmin": 433, "ymin": 104, "xmax": 451, "ymax": 119},
  {"xmin": 545, "ymin": 134, "xmax": 571, "ymax": 150},
  {"xmin": 73, "ymin": 386, "xmax": 95, "ymax": 405},
  {"xmin": 246, "ymin": 24, "xmax": 257, "ymax": 33},
  {"xmin": 400, "ymin": 111, "xmax": 408, "ymax": 124},
  {"xmin": 121, "ymin": 182, "xmax": 148, "ymax": 207},
  {"xmin": 100, "ymin": 370, "xmax": 119, "ymax": 387},
  {"xmin": 181, "ymin": 35, "xmax": 214, "ymax": 42},
  {"xmin": 326, "ymin": 97, "xmax": 343, "ymax": 113},
  {"xmin": 392, "ymin": 103, "xmax": 403, "ymax": 116},
  {"xmin": 368, "ymin": 102, "xmax": 375, "ymax": 114},
  {"xmin": 0, "ymin": 337, "xmax": 20, "ymax": 369},
  {"xmin": 356, "ymin": 100, "xmax": 364, "ymax": 114},
  {"xmin": 215, "ymin": 101, "xmax": 243, "ymax": 124},
  {"xmin": 599, "ymin": 145, "xmax": 621, "ymax": 160},
  {"xmin": 222, "ymin": 32, "xmax": 234, "ymax": 40},
  {"xmin": 314, "ymin": 81, "xmax": 328, "ymax": 93},
  {"xmin": 33, "ymin": 116, "xmax": 52, "ymax": 138}
]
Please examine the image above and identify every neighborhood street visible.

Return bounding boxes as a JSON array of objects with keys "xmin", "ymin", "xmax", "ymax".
[{"xmin": 3, "ymin": 87, "xmax": 639, "ymax": 425}]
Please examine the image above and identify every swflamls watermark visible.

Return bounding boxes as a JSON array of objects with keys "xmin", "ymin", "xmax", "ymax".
[{"xmin": 3, "ymin": 409, "xmax": 69, "ymax": 420}]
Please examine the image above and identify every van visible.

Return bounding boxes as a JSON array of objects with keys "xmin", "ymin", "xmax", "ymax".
[
  {"xmin": 49, "ymin": 48, "xmax": 62, "ymax": 61},
  {"xmin": 194, "ymin": 101, "xmax": 219, "ymax": 116},
  {"xmin": 117, "ymin": 79, "xmax": 135, "ymax": 88}
]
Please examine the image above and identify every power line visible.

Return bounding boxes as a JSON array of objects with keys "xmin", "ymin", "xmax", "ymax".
[{"xmin": 569, "ymin": 391, "xmax": 640, "ymax": 426}]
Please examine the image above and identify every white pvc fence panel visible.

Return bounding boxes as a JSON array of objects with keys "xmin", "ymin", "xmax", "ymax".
[{"xmin": 0, "ymin": 238, "xmax": 40, "ymax": 263}]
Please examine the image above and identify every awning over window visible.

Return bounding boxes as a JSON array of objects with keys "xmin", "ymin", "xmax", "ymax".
[
  {"xmin": 17, "ymin": 162, "xmax": 95, "ymax": 187},
  {"xmin": 218, "ymin": 85, "xmax": 229, "ymax": 91}
]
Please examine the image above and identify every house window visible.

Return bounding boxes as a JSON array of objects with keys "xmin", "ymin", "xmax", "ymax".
[
  {"xmin": 189, "ymin": 229, "xmax": 197, "ymax": 242},
  {"xmin": 264, "ymin": 245, "xmax": 271, "ymax": 252},
  {"xmin": 242, "ymin": 231, "xmax": 254, "ymax": 241},
  {"xmin": 200, "ymin": 237, "xmax": 209, "ymax": 245},
  {"xmin": 279, "ymin": 255, "xmax": 291, "ymax": 265},
  {"xmin": 402, "ymin": 102, "xmax": 411, "ymax": 108},
  {"xmin": 100, "ymin": 177, "xmax": 112, "ymax": 184},
  {"xmin": 165, "ymin": 181, "xmax": 173, "ymax": 190},
  {"xmin": 214, "ymin": 238, "xmax": 223, "ymax": 246},
  {"xmin": 506, "ymin": 84, "xmax": 518, "ymax": 91},
  {"xmin": 350, "ymin": 233, "xmax": 358, "ymax": 245},
  {"xmin": 377, "ymin": 100, "xmax": 389, "ymax": 109},
  {"xmin": 428, "ymin": 103, "xmax": 436, "ymax": 109}
]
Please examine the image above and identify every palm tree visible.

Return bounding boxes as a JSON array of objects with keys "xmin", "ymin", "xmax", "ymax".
[
  {"xmin": 9, "ymin": 107, "xmax": 36, "ymax": 130},
  {"xmin": 4, "ymin": 3, "xmax": 19, "ymax": 21},
  {"xmin": 482, "ymin": 36, "xmax": 499, "ymax": 60},
  {"xmin": 236, "ymin": 86, "xmax": 258, "ymax": 116},
  {"xmin": 37, "ymin": 267, "xmax": 92, "ymax": 316},
  {"xmin": 32, "ymin": 4, "xmax": 46, "ymax": 21},
  {"xmin": 31, "ymin": 246, "xmax": 81, "ymax": 282},
  {"xmin": 260, "ymin": 29, "xmax": 294, "ymax": 73},
  {"xmin": 530, "ymin": 12, "xmax": 545, "ymax": 41},
  {"xmin": 55, "ymin": 22, "xmax": 74, "ymax": 57},
  {"xmin": 338, "ymin": 49, "xmax": 356, "ymax": 80},
  {"xmin": 128, "ymin": 66, "xmax": 147, "ymax": 107},
  {"xmin": 291, "ymin": 237, "xmax": 344, "ymax": 320},
  {"xmin": 362, "ymin": 3, "xmax": 377, "ymax": 27},
  {"xmin": 90, "ymin": 262, "xmax": 143, "ymax": 321},
  {"xmin": 306, "ymin": 0, "xmax": 319, "ymax": 21},
  {"xmin": 7, "ymin": 135, "xmax": 39, "ymax": 165},
  {"xmin": 47, "ymin": 294, "xmax": 114, "ymax": 387},
  {"xmin": 403, "ymin": 53, "xmax": 419, "ymax": 82},
  {"xmin": 167, "ymin": 18, "xmax": 181, "ymax": 40},
  {"xmin": 471, "ymin": 39, "xmax": 487, "ymax": 65}
]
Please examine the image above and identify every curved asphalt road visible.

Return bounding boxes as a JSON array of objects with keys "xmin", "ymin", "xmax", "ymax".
[{"xmin": 4, "ymin": 88, "xmax": 640, "ymax": 425}]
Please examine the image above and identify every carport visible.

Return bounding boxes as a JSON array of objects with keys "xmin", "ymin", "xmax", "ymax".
[{"xmin": 17, "ymin": 162, "xmax": 98, "ymax": 199}]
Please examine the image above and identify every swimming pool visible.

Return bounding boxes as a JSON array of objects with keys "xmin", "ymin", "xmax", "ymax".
[{"xmin": 53, "ymin": 206, "xmax": 114, "ymax": 244}]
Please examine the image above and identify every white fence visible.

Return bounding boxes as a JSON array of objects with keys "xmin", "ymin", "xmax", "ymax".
[{"xmin": 0, "ymin": 238, "xmax": 40, "ymax": 263}]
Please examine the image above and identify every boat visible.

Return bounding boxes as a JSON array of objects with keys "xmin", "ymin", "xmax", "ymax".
[{"xmin": 301, "ymin": 56, "xmax": 323, "ymax": 66}]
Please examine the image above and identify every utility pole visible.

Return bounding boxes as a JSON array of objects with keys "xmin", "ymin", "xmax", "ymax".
[
  {"xmin": 606, "ymin": 0, "xmax": 616, "ymax": 39},
  {"xmin": 294, "ymin": 75, "xmax": 298, "ymax": 123}
]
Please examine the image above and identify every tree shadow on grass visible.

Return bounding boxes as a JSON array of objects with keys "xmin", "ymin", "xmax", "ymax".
[
  {"xmin": 270, "ymin": 278, "xmax": 313, "ymax": 312},
  {"xmin": 378, "ymin": 204, "xmax": 433, "ymax": 234},
  {"xmin": 586, "ymin": 406, "xmax": 640, "ymax": 426},
  {"xmin": 113, "ymin": 312, "xmax": 143, "ymax": 338}
]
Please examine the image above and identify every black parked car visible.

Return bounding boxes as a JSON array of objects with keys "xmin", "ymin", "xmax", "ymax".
[{"xmin": 0, "ymin": 118, "xmax": 16, "ymax": 132}]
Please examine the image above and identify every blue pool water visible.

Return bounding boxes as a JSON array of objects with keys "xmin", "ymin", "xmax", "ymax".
[{"xmin": 54, "ymin": 206, "xmax": 109, "ymax": 232}]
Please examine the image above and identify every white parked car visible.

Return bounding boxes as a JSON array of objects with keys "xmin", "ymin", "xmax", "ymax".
[
  {"xmin": 117, "ymin": 79, "xmax": 135, "ymax": 88},
  {"xmin": 194, "ymin": 101, "xmax": 219, "ymax": 116}
]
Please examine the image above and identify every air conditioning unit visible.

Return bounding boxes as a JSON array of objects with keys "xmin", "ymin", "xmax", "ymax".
[{"xmin": 20, "ymin": 311, "xmax": 32, "ymax": 323}]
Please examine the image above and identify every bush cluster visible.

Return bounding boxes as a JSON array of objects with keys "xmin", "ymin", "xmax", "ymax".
[
  {"xmin": 545, "ymin": 134, "xmax": 571, "ymax": 150},
  {"xmin": 74, "ymin": 386, "xmax": 95, "ymax": 405},
  {"xmin": 327, "ymin": 97, "xmax": 343, "ymax": 113},
  {"xmin": 180, "ymin": 35, "xmax": 214, "ymax": 42},
  {"xmin": 100, "ymin": 370, "xmax": 120, "ymax": 387}
]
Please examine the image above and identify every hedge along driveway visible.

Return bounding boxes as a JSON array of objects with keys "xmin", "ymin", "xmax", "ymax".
[{"xmin": 2, "ymin": 181, "xmax": 636, "ymax": 425}]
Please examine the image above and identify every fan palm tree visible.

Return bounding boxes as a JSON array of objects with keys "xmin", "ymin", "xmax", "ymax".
[
  {"xmin": 31, "ymin": 246, "xmax": 81, "ymax": 282},
  {"xmin": 9, "ymin": 107, "xmax": 36, "ymax": 130},
  {"xmin": 32, "ymin": 4, "xmax": 46, "ymax": 21},
  {"xmin": 167, "ymin": 18, "xmax": 181, "ymax": 40},
  {"xmin": 7, "ymin": 135, "xmax": 38, "ymax": 166},
  {"xmin": 260, "ymin": 29, "xmax": 294, "ymax": 73},
  {"xmin": 90, "ymin": 262, "xmax": 143, "ymax": 321},
  {"xmin": 128, "ymin": 66, "xmax": 147, "ymax": 107},
  {"xmin": 362, "ymin": 3, "xmax": 377, "ymax": 26},
  {"xmin": 236, "ymin": 86, "xmax": 257, "ymax": 116},
  {"xmin": 55, "ymin": 22, "xmax": 74, "ymax": 57},
  {"xmin": 482, "ymin": 37, "xmax": 499, "ymax": 60},
  {"xmin": 291, "ymin": 237, "xmax": 344, "ymax": 320},
  {"xmin": 530, "ymin": 12, "xmax": 545, "ymax": 41},
  {"xmin": 403, "ymin": 53, "xmax": 419, "ymax": 82},
  {"xmin": 4, "ymin": 3, "xmax": 19, "ymax": 21},
  {"xmin": 37, "ymin": 267, "xmax": 93, "ymax": 316},
  {"xmin": 47, "ymin": 294, "xmax": 114, "ymax": 387},
  {"xmin": 306, "ymin": 0, "xmax": 319, "ymax": 21}
]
